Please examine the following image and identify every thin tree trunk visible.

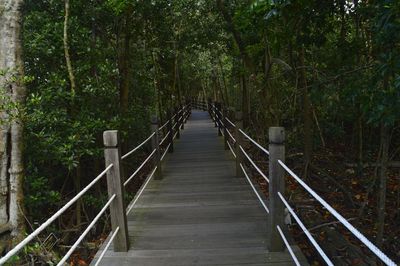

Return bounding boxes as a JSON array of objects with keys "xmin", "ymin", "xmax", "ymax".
[
  {"xmin": 118, "ymin": 13, "xmax": 131, "ymax": 114},
  {"xmin": 64, "ymin": 0, "xmax": 76, "ymax": 94},
  {"xmin": 299, "ymin": 47, "xmax": 312, "ymax": 174},
  {"xmin": 0, "ymin": 0, "xmax": 26, "ymax": 240}
]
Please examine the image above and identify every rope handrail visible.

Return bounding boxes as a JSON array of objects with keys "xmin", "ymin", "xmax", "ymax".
[
  {"xmin": 276, "ymin": 225, "xmax": 301, "ymax": 266},
  {"xmin": 159, "ymin": 131, "xmax": 170, "ymax": 146},
  {"xmin": 159, "ymin": 120, "xmax": 170, "ymax": 131},
  {"xmin": 0, "ymin": 164, "xmax": 114, "ymax": 264},
  {"xmin": 94, "ymin": 227, "xmax": 120, "ymax": 266},
  {"xmin": 278, "ymin": 192, "xmax": 334, "ymax": 266},
  {"xmin": 239, "ymin": 145, "xmax": 269, "ymax": 183},
  {"xmin": 227, "ymin": 141, "xmax": 236, "ymax": 158},
  {"xmin": 239, "ymin": 129, "xmax": 269, "ymax": 155},
  {"xmin": 121, "ymin": 132, "xmax": 155, "ymax": 160},
  {"xmin": 278, "ymin": 160, "xmax": 396, "ymax": 266},
  {"xmin": 124, "ymin": 149, "xmax": 156, "ymax": 187},
  {"xmin": 57, "ymin": 194, "xmax": 116, "ymax": 266},
  {"xmin": 161, "ymin": 143, "xmax": 171, "ymax": 161},
  {"xmin": 240, "ymin": 164, "xmax": 269, "ymax": 214},
  {"xmin": 225, "ymin": 117, "xmax": 236, "ymax": 128},
  {"xmin": 226, "ymin": 129, "xmax": 236, "ymax": 142},
  {"xmin": 126, "ymin": 166, "xmax": 158, "ymax": 214}
]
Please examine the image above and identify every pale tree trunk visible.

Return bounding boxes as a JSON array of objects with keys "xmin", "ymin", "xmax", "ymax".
[{"xmin": 0, "ymin": 0, "xmax": 26, "ymax": 240}]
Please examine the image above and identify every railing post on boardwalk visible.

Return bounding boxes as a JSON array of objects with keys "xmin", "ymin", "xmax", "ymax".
[
  {"xmin": 167, "ymin": 109, "xmax": 174, "ymax": 153},
  {"xmin": 103, "ymin": 130, "xmax": 129, "ymax": 252},
  {"xmin": 215, "ymin": 102, "xmax": 222, "ymax": 136},
  {"xmin": 175, "ymin": 106, "xmax": 180, "ymax": 139},
  {"xmin": 213, "ymin": 103, "xmax": 218, "ymax": 128},
  {"xmin": 234, "ymin": 111, "xmax": 243, "ymax": 177},
  {"xmin": 223, "ymin": 106, "xmax": 229, "ymax": 150},
  {"xmin": 268, "ymin": 127, "xmax": 285, "ymax": 251},
  {"xmin": 151, "ymin": 116, "xmax": 163, "ymax": 180},
  {"xmin": 207, "ymin": 98, "xmax": 211, "ymax": 116},
  {"xmin": 180, "ymin": 104, "xmax": 185, "ymax": 130}
]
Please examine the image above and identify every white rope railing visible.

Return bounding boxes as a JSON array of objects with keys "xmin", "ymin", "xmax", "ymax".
[
  {"xmin": 278, "ymin": 160, "xmax": 396, "ymax": 266},
  {"xmin": 278, "ymin": 192, "xmax": 334, "ymax": 266},
  {"xmin": 276, "ymin": 225, "xmax": 301, "ymax": 266},
  {"xmin": 94, "ymin": 227, "xmax": 120, "ymax": 266},
  {"xmin": 121, "ymin": 132, "xmax": 155, "ymax": 160},
  {"xmin": 240, "ymin": 164, "xmax": 269, "ymax": 214},
  {"xmin": 57, "ymin": 194, "xmax": 116, "ymax": 266},
  {"xmin": 239, "ymin": 145, "xmax": 269, "ymax": 183},
  {"xmin": 0, "ymin": 164, "xmax": 113, "ymax": 264},
  {"xmin": 239, "ymin": 129, "xmax": 269, "ymax": 155},
  {"xmin": 225, "ymin": 117, "xmax": 236, "ymax": 128},
  {"xmin": 159, "ymin": 120, "xmax": 170, "ymax": 131},
  {"xmin": 126, "ymin": 166, "xmax": 158, "ymax": 214},
  {"xmin": 124, "ymin": 149, "xmax": 156, "ymax": 186},
  {"xmin": 161, "ymin": 143, "xmax": 171, "ymax": 161},
  {"xmin": 226, "ymin": 128, "xmax": 236, "ymax": 142},
  {"xmin": 159, "ymin": 131, "xmax": 170, "ymax": 146},
  {"xmin": 227, "ymin": 141, "xmax": 236, "ymax": 158}
]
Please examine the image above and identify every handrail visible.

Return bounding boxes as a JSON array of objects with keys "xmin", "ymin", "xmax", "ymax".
[
  {"xmin": 159, "ymin": 120, "xmax": 170, "ymax": 131},
  {"xmin": 278, "ymin": 160, "xmax": 396, "ymax": 266},
  {"xmin": 239, "ymin": 129, "xmax": 269, "ymax": 155},
  {"xmin": 240, "ymin": 164, "xmax": 269, "ymax": 213},
  {"xmin": 126, "ymin": 166, "xmax": 158, "ymax": 214},
  {"xmin": 121, "ymin": 132, "xmax": 155, "ymax": 160},
  {"xmin": 239, "ymin": 145, "xmax": 269, "ymax": 183},
  {"xmin": 276, "ymin": 225, "xmax": 301, "ymax": 266},
  {"xmin": 211, "ymin": 101, "xmax": 395, "ymax": 265},
  {"xmin": 94, "ymin": 227, "xmax": 120, "ymax": 266},
  {"xmin": 278, "ymin": 192, "xmax": 334, "ymax": 266},
  {"xmin": 159, "ymin": 131, "xmax": 170, "ymax": 146},
  {"xmin": 0, "ymin": 164, "xmax": 113, "ymax": 264},
  {"xmin": 57, "ymin": 194, "xmax": 116, "ymax": 266},
  {"xmin": 124, "ymin": 149, "xmax": 156, "ymax": 187}
]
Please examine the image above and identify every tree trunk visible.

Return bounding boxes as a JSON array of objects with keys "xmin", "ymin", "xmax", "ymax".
[
  {"xmin": 118, "ymin": 13, "xmax": 131, "ymax": 114},
  {"xmin": 376, "ymin": 124, "xmax": 390, "ymax": 248},
  {"xmin": 0, "ymin": 0, "xmax": 26, "ymax": 240},
  {"xmin": 298, "ymin": 47, "xmax": 312, "ymax": 174},
  {"xmin": 63, "ymin": 0, "xmax": 76, "ymax": 94}
]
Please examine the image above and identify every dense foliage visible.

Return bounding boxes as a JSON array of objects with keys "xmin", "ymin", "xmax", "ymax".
[{"xmin": 0, "ymin": 0, "xmax": 398, "ymax": 264}]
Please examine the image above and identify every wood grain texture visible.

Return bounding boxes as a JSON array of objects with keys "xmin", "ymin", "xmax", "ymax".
[{"xmin": 92, "ymin": 110, "xmax": 308, "ymax": 266}]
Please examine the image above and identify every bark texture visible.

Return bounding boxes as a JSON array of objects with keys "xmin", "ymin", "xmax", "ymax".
[{"xmin": 0, "ymin": 0, "xmax": 26, "ymax": 239}]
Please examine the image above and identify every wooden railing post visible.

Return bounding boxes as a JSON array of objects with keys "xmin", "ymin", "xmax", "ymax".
[
  {"xmin": 180, "ymin": 105, "xmax": 185, "ymax": 130},
  {"xmin": 103, "ymin": 130, "xmax": 129, "ymax": 252},
  {"xmin": 215, "ymin": 102, "xmax": 222, "ymax": 136},
  {"xmin": 167, "ymin": 109, "xmax": 174, "ymax": 153},
  {"xmin": 213, "ymin": 103, "xmax": 218, "ymax": 128},
  {"xmin": 223, "ymin": 106, "xmax": 229, "ymax": 150},
  {"xmin": 234, "ymin": 111, "xmax": 243, "ymax": 177},
  {"xmin": 268, "ymin": 127, "xmax": 285, "ymax": 251},
  {"xmin": 175, "ymin": 106, "xmax": 180, "ymax": 139},
  {"xmin": 151, "ymin": 116, "xmax": 163, "ymax": 180}
]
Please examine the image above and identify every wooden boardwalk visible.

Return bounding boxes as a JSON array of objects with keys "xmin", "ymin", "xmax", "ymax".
[{"xmin": 92, "ymin": 110, "xmax": 307, "ymax": 266}]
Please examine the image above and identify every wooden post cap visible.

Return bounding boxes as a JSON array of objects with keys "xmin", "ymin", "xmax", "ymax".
[
  {"xmin": 269, "ymin": 127, "xmax": 285, "ymax": 144},
  {"xmin": 103, "ymin": 130, "xmax": 119, "ymax": 147}
]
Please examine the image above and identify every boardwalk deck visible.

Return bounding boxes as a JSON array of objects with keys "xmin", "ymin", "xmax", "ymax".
[{"xmin": 92, "ymin": 110, "xmax": 308, "ymax": 266}]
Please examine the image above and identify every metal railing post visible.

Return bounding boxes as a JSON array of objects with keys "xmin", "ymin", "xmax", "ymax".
[
  {"xmin": 167, "ymin": 109, "xmax": 174, "ymax": 153},
  {"xmin": 223, "ymin": 106, "xmax": 229, "ymax": 150},
  {"xmin": 234, "ymin": 111, "xmax": 243, "ymax": 177},
  {"xmin": 268, "ymin": 127, "xmax": 285, "ymax": 251},
  {"xmin": 151, "ymin": 116, "xmax": 163, "ymax": 180},
  {"xmin": 103, "ymin": 130, "xmax": 129, "ymax": 252}
]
